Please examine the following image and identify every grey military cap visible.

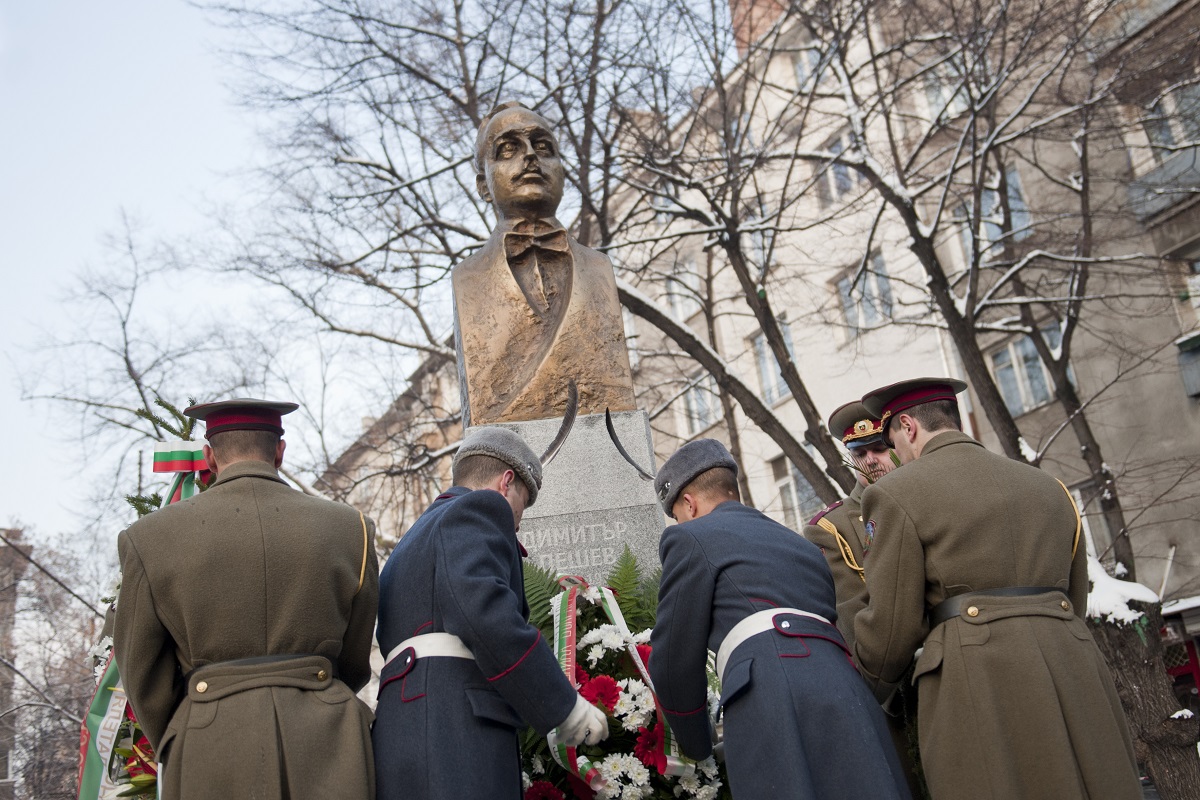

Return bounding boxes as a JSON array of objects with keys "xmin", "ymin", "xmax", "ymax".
[
  {"xmin": 655, "ymin": 438, "xmax": 738, "ymax": 515},
  {"xmin": 453, "ymin": 426, "xmax": 543, "ymax": 506}
]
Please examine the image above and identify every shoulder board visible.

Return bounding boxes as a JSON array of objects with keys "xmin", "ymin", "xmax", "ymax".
[{"xmin": 808, "ymin": 501, "xmax": 843, "ymax": 526}]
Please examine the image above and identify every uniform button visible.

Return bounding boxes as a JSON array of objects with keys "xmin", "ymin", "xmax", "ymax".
[
  {"xmin": 195, "ymin": 681, "xmax": 209, "ymax": 693},
  {"xmin": 1061, "ymin": 600, "xmax": 1070, "ymax": 611},
  {"xmin": 966, "ymin": 606, "xmax": 980, "ymax": 618},
  {"xmin": 780, "ymin": 620, "xmax": 791, "ymax": 629},
  {"xmin": 317, "ymin": 669, "xmax": 328, "ymax": 681},
  {"xmin": 858, "ymin": 516, "xmax": 863, "ymax": 522}
]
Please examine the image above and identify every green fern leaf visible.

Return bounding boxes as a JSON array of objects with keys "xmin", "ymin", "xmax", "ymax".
[{"xmin": 522, "ymin": 561, "xmax": 560, "ymax": 639}]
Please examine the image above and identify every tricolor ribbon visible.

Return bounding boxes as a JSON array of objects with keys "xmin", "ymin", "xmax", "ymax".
[
  {"xmin": 548, "ymin": 576, "xmax": 695, "ymax": 786},
  {"xmin": 78, "ymin": 440, "xmax": 204, "ymax": 799},
  {"xmin": 152, "ymin": 440, "xmax": 209, "ymax": 504},
  {"xmin": 550, "ymin": 578, "xmax": 606, "ymax": 792}
]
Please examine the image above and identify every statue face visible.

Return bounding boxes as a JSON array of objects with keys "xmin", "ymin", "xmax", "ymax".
[{"xmin": 477, "ymin": 107, "xmax": 565, "ymax": 220}]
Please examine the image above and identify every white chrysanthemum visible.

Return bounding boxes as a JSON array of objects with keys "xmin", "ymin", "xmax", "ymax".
[
  {"xmin": 624, "ymin": 760, "xmax": 650, "ymax": 786},
  {"xmin": 696, "ymin": 757, "xmax": 719, "ymax": 778},
  {"xmin": 612, "ymin": 678, "xmax": 653, "ymax": 729},
  {"xmin": 676, "ymin": 774, "xmax": 700, "ymax": 792},
  {"xmin": 620, "ymin": 781, "xmax": 654, "ymax": 800},
  {"xmin": 531, "ymin": 754, "xmax": 544, "ymax": 775},
  {"xmin": 522, "ymin": 771, "xmax": 532, "ymax": 790},
  {"xmin": 599, "ymin": 628, "xmax": 626, "ymax": 650},
  {"xmin": 582, "ymin": 585, "xmax": 602, "ymax": 603},
  {"xmin": 89, "ymin": 635, "xmax": 114, "ymax": 659},
  {"xmin": 579, "ymin": 624, "xmax": 622, "ymax": 650},
  {"xmin": 586, "ymin": 644, "xmax": 605, "ymax": 667},
  {"xmin": 693, "ymin": 785, "xmax": 719, "ymax": 800},
  {"xmin": 632, "ymin": 629, "xmax": 651, "ymax": 644}
]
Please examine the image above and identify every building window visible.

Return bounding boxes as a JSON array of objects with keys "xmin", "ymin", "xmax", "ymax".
[
  {"xmin": 924, "ymin": 54, "xmax": 970, "ymax": 121},
  {"xmin": 793, "ymin": 44, "xmax": 822, "ymax": 88},
  {"xmin": 666, "ymin": 258, "xmax": 702, "ymax": 321},
  {"xmin": 772, "ymin": 455, "xmax": 823, "ymax": 530},
  {"xmin": 682, "ymin": 372, "xmax": 721, "ymax": 436},
  {"xmin": 836, "ymin": 252, "xmax": 895, "ymax": 337},
  {"xmin": 958, "ymin": 166, "xmax": 1032, "ymax": 259},
  {"xmin": 989, "ymin": 324, "xmax": 1068, "ymax": 416},
  {"xmin": 816, "ymin": 134, "xmax": 857, "ymax": 207},
  {"xmin": 1141, "ymin": 82, "xmax": 1200, "ymax": 165},
  {"xmin": 752, "ymin": 319, "xmax": 795, "ymax": 404},
  {"xmin": 649, "ymin": 179, "xmax": 679, "ymax": 221},
  {"xmin": 745, "ymin": 197, "xmax": 775, "ymax": 271}
]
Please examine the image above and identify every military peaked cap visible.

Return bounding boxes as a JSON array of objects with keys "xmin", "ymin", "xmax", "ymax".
[
  {"xmin": 184, "ymin": 398, "xmax": 299, "ymax": 438},
  {"xmin": 828, "ymin": 401, "xmax": 885, "ymax": 449},
  {"xmin": 655, "ymin": 438, "xmax": 738, "ymax": 515},
  {"xmin": 454, "ymin": 426, "xmax": 543, "ymax": 506},
  {"xmin": 861, "ymin": 377, "xmax": 968, "ymax": 435}
]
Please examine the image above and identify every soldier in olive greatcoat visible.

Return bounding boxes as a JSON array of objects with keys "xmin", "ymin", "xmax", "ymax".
[
  {"xmin": 854, "ymin": 378, "xmax": 1141, "ymax": 800},
  {"xmin": 115, "ymin": 399, "xmax": 378, "ymax": 800},
  {"xmin": 649, "ymin": 439, "xmax": 911, "ymax": 800},
  {"xmin": 803, "ymin": 401, "xmax": 897, "ymax": 653},
  {"xmin": 372, "ymin": 426, "xmax": 607, "ymax": 800}
]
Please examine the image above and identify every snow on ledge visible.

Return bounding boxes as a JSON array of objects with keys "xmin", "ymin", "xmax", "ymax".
[
  {"xmin": 1087, "ymin": 554, "xmax": 1159, "ymax": 625},
  {"xmin": 1171, "ymin": 709, "xmax": 1195, "ymax": 720}
]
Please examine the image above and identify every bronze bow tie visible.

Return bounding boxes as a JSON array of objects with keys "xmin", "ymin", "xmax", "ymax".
[{"xmin": 503, "ymin": 229, "xmax": 570, "ymax": 262}]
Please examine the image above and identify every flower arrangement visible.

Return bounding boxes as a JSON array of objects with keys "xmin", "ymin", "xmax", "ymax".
[{"xmin": 520, "ymin": 549, "xmax": 731, "ymax": 800}]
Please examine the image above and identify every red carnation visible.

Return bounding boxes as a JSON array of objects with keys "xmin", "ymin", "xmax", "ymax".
[
  {"xmin": 580, "ymin": 674, "xmax": 620, "ymax": 713},
  {"xmin": 634, "ymin": 724, "xmax": 667, "ymax": 774},
  {"xmin": 635, "ymin": 643, "xmax": 652, "ymax": 668},
  {"xmin": 525, "ymin": 781, "xmax": 565, "ymax": 800},
  {"xmin": 575, "ymin": 663, "xmax": 590, "ymax": 687},
  {"xmin": 566, "ymin": 774, "xmax": 596, "ymax": 800}
]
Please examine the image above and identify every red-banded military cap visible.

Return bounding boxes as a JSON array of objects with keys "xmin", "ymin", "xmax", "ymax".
[
  {"xmin": 828, "ymin": 401, "xmax": 884, "ymax": 448},
  {"xmin": 184, "ymin": 398, "xmax": 299, "ymax": 438},
  {"xmin": 861, "ymin": 377, "xmax": 968, "ymax": 429}
]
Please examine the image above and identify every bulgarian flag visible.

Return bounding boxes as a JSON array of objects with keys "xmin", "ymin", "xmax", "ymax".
[
  {"xmin": 78, "ymin": 440, "xmax": 208, "ymax": 800},
  {"xmin": 151, "ymin": 441, "xmax": 210, "ymax": 504}
]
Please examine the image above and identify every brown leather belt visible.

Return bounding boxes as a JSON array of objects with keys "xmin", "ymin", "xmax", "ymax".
[{"xmin": 928, "ymin": 587, "xmax": 1066, "ymax": 628}]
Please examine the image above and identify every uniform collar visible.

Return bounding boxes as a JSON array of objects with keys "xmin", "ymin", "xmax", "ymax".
[
  {"xmin": 211, "ymin": 459, "xmax": 288, "ymax": 487},
  {"xmin": 435, "ymin": 485, "xmax": 527, "ymax": 556},
  {"xmin": 920, "ymin": 429, "xmax": 981, "ymax": 457},
  {"xmin": 849, "ymin": 482, "xmax": 866, "ymax": 502}
]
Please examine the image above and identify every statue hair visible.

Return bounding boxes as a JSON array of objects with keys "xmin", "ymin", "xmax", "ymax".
[{"xmin": 473, "ymin": 101, "xmax": 553, "ymax": 172}]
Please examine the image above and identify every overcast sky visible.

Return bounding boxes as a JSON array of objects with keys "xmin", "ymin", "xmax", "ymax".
[{"xmin": 0, "ymin": 1, "xmax": 261, "ymax": 541}]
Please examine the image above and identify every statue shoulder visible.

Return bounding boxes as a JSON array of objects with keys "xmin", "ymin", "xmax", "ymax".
[{"xmin": 452, "ymin": 237, "xmax": 502, "ymax": 282}]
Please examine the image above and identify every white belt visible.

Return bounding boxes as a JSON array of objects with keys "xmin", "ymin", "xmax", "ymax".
[
  {"xmin": 384, "ymin": 632, "xmax": 475, "ymax": 671},
  {"xmin": 715, "ymin": 607, "xmax": 832, "ymax": 683}
]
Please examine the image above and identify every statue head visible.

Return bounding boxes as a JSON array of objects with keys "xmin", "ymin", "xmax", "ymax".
[{"xmin": 474, "ymin": 102, "xmax": 565, "ymax": 222}]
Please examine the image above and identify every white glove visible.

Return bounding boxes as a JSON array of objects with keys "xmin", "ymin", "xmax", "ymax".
[{"xmin": 551, "ymin": 693, "xmax": 610, "ymax": 747}]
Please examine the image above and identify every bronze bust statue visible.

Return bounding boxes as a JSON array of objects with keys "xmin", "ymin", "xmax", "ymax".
[{"xmin": 452, "ymin": 102, "xmax": 636, "ymax": 426}]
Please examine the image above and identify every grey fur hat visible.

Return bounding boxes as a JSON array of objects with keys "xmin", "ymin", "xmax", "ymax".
[
  {"xmin": 453, "ymin": 426, "xmax": 543, "ymax": 505},
  {"xmin": 655, "ymin": 438, "xmax": 738, "ymax": 515}
]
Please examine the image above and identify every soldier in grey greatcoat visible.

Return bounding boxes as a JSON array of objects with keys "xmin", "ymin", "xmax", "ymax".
[
  {"xmin": 373, "ymin": 427, "xmax": 607, "ymax": 800},
  {"xmin": 649, "ymin": 439, "xmax": 911, "ymax": 800},
  {"xmin": 803, "ymin": 402, "xmax": 923, "ymax": 797},
  {"xmin": 115, "ymin": 399, "xmax": 378, "ymax": 800},
  {"xmin": 854, "ymin": 378, "xmax": 1141, "ymax": 800}
]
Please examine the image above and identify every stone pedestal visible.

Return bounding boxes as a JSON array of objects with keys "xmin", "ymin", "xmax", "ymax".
[{"xmin": 484, "ymin": 410, "xmax": 663, "ymax": 584}]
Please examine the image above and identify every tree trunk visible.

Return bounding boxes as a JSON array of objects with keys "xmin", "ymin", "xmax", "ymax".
[
  {"xmin": 1087, "ymin": 603, "xmax": 1200, "ymax": 799},
  {"xmin": 617, "ymin": 282, "xmax": 843, "ymax": 504},
  {"xmin": 720, "ymin": 231, "xmax": 857, "ymax": 493}
]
